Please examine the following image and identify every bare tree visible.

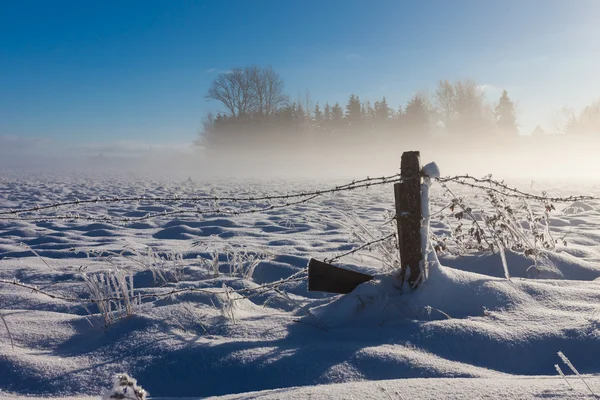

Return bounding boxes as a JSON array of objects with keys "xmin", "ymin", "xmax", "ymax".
[
  {"xmin": 206, "ymin": 68, "xmax": 254, "ymax": 118},
  {"xmin": 260, "ymin": 66, "xmax": 288, "ymax": 117},
  {"xmin": 434, "ymin": 80, "xmax": 455, "ymax": 125},
  {"xmin": 247, "ymin": 66, "xmax": 265, "ymax": 116},
  {"xmin": 208, "ymin": 66, "xmax": 288, "ymax": 119},
  {"xmin": 434, "ymin": 78, "xmax": 491, "ymax": 135},
  {"xmin": 551, "ymin": 106, "xmax": 575, "ymax": 134},
  {"xmin": 567, "ymin": 101, "xmax": 600, "ymax": 135},
  {"xmin": 453, "ymin": 79, "xmax": 485, "ymax": 118}
]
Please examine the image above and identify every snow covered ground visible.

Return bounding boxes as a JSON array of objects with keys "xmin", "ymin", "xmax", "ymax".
[{"xmin": 0, "ymin": 171, "xmax": 600, "ymax": 399}]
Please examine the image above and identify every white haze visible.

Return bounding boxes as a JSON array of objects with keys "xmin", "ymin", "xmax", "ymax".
[{"xmin": 1, "ymin": 133, "xmax": 598, "ymax": 183}]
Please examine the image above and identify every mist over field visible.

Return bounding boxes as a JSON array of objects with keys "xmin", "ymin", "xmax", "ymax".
[
  {"xmin": 1, "ymin": 133, "xmax": 599, "ymax": 183},
  {"xmin": 4, "ymin": 69, "xmax": 600, "ymax": 182}
]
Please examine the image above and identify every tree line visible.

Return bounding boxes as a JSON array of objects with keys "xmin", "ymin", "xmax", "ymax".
[
  {"xmin": 551, "ymin": 101, "xmax": 600, "ymax": 136},
  {"xmin": 197, "ymin": 65, "xmax": 597, "ymax": 150}
]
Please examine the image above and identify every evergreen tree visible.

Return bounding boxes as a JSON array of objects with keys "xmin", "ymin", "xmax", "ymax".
[
  {"xmin": 374, "ymin": 97, "xmax": 391, "ymax": 121},
  {"xmin": 314, "ymin": 103, "xmax": 323, "ymax": 124},
  {"xmin": 566, "ymin": 101, "xmax": 600, "ymax": 135},
  {"xmin": 274, "ymin": 104, "xmax": 295, "ymax": 131},
  {"xmin": 293, "ymin": 102, "xmax": 306, "ymax": 126},
  {"xmin": 312, "ymin": 103, "xmax": 323, "ymax": 132},
  {"xmin": 345, "ymin": 94, "xmax": 362, "ymax": 124},
  {"xmin": 494, "ymin": 90, "xmax": 518, "ymax": 135},
  {"xmin": 404, "ymin": 95, "xmax": 430, "ymax": 136},
  {"xmin": 331, "ymin": 102, "xmax": 344, "ymax": 122},
  {"xmin": 323, "ymin": 102, "xmax": 332, "ymax": 122},
  {"xmin": 364, "ymin": 100, "xmax": 375, "ymax": 120},
  {"xmin": 391, "ymin": 105, "xmax": 404, "ymax": 133}
]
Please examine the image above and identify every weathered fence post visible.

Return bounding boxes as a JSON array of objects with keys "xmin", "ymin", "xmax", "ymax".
[
  {"xmin": 395, "ymin": 151, "xmax": 423, "ymax": 288},
  {"xmin": 308, "ymin": 150, "xmax": 425, "ymax": 294}
]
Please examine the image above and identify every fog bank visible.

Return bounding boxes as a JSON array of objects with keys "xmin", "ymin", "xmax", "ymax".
[{"xmin": 1, "ymin": 134, "xmax": 598, "ymax": 183}]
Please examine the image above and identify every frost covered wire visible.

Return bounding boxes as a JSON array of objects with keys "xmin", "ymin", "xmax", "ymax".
[
  {"xmin": 431, "ymin": 172, "xmax": 585, "ymax": 253},
  {"xmin": 0, "ymin": 233, "xmax": 394, "ymax": 308},
  {"xmin": 4, "ymin": 171, "xmax": 592, "ymax": 224},
  {"xmin": 236, "ymin": 233, "xmax": 397, "ymax": 299},
  {"xmin": 324, "ymin": 233, "xmax": 396, "ymax": 264},
  {"xmin": 0, "ymin": 274, "xmax": 303, "ymax": 305},
  {"xmin": 2, "ymin": 172, "xmax": 596, "ymax": 222},
  {"xmin": 236, "ymin": 269, "xmax": 308, "ymax": 298},
  {"xmin": 0, "ymin": 277, "xmax": 214, "ymax": 304},
  {"xmin": 435, "ymin": 178, "xmax": 494, "ymax": 251},
  {"xmin": 0, "ymin": 193, "xmax": 324, "ymax": 222},
  {"xmin": 0, "ymin": 173, "xmax": 403, "ymax": 218},
  {"xmin": 437, "ymin": 175, "xmax": 598, "ymax": 203},
  {"xmin": 0, "ymin": 194, "xmax": 325, "ymax": 223}
]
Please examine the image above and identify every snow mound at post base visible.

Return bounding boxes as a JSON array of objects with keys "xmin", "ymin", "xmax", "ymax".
[
  {"xmin": 306, "ymin": 256, "xmax": 600, "ymax": 384},
  {"xmin": 309, "ymin": 263, "xmax": 533, "ymax": 328}
]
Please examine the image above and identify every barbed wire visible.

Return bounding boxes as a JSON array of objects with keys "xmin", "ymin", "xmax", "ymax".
[
  {"xmin": 324, "ymin": 232, "xmax": 396, "ymax": 264},
  {"xmin": 0, "ymin": 194, "xmax": 323, "ymax": 223},
  {"xmin": 3, "ymin": 169, "xmax": 598, "ymax": 325},
  {"xmin": 232, "ymin": 232, "xmax": 398, "ymax": 300},
  {"xmin": 0, "ymin": 277, "xmax": 220, "ymax": 304},
  {"xmin": 435, "ymin": 178, "xmax": 495, "ymax": 251},
  {"xmin": 0, "ymin": 173, "xmax": 403, "ymax": 310},
  {"xmin": 0, "ymin": 173, "xmax": 403, "ymax": 218},
  {"xmin": 3, "ymin": 172, "xmax": 594, "ymax": 224},
  {"xmin": 437, "ymin": 175, "xmax": 598, "ymax": 203},
  {"xmin": 0, "ymin": 235, "xmax": 397, "ymax": 306}
]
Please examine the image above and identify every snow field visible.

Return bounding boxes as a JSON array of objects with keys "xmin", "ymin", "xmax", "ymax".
[{"xmin": 0, "ymin": 172, "xmax": 600, "ymax": 398}]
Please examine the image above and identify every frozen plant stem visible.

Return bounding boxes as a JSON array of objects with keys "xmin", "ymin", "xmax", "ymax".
[
  {"xmin": 0, "ymin": 309, "xmax": 14, "ymax": 350},
  {"xmin": 555, "ymin": 364, "xmax": 574, "ymax": 390},
  {"xmin": 558, "ymin": 351, "xmax": 596, "ymax": 397}
]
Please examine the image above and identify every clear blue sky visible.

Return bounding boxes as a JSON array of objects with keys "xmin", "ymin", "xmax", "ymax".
[{"xmin": 1, "ymin": 0, "xmax": 598, "ymax": 145}]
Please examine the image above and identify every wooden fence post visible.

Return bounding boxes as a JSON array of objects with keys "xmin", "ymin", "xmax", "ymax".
[{"xmin": 394, "ymin": 151, "xmax": 423, "ymax": 288}]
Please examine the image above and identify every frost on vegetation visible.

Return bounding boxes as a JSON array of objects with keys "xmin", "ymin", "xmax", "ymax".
[
  {"xmin": 102, "ymin": 373, "xmax": 147, "ymax": 400},
  {"xmin": 82, "ymin": 268, "xmax": 139, "ymax": 327},
  {"xmin": 557, "ymin": 351, "xmax": 596, "ymax": 397},
  {"xmin": 196, "ymin": 243, "xmax": 271, "ymax": 280},
  {"xmin": 121, "ymin": 244, "xmax": 185, "ymax": 285},
  {"xmin": 221, "ymin": 283, "xmax": 238, "ymax": 323},
  {"xmin": 80, "ymin": 245, "xmax": 185, "ymax": 286},
  {"xmin": 555, "ymin": 364, "xmax": 574, "ymax": 390},
  {"xmin": 0, "ymin": 308, "xmax": 14, "ymax": 350},
  {"xmin": 432, "ymin": 173, "xmax": 570, "ymax": 280},
  {"xmin": 330, "ymin": 208, "xmax": 399, "ymax": 273},
  {"xmin": 310, "ymin": 164, "xmax": 448, "ymax": 327}
]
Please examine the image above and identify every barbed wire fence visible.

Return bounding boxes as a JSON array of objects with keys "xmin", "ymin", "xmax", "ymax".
[
  {"xmin": 0, "ymin": 173, "xmax": 403, "ymax": 221},
  {"xmin": 434, "ymin": 174, "xmax": 598, "ymax": 260},
  {"xmin": 0, "ymin": 169, "xmax": 597, "ymax": 331}
]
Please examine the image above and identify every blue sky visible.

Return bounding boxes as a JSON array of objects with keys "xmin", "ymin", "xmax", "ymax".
[{"xmin": 1, "ymin": 0, "xmax": 599, "ymax": 146}]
